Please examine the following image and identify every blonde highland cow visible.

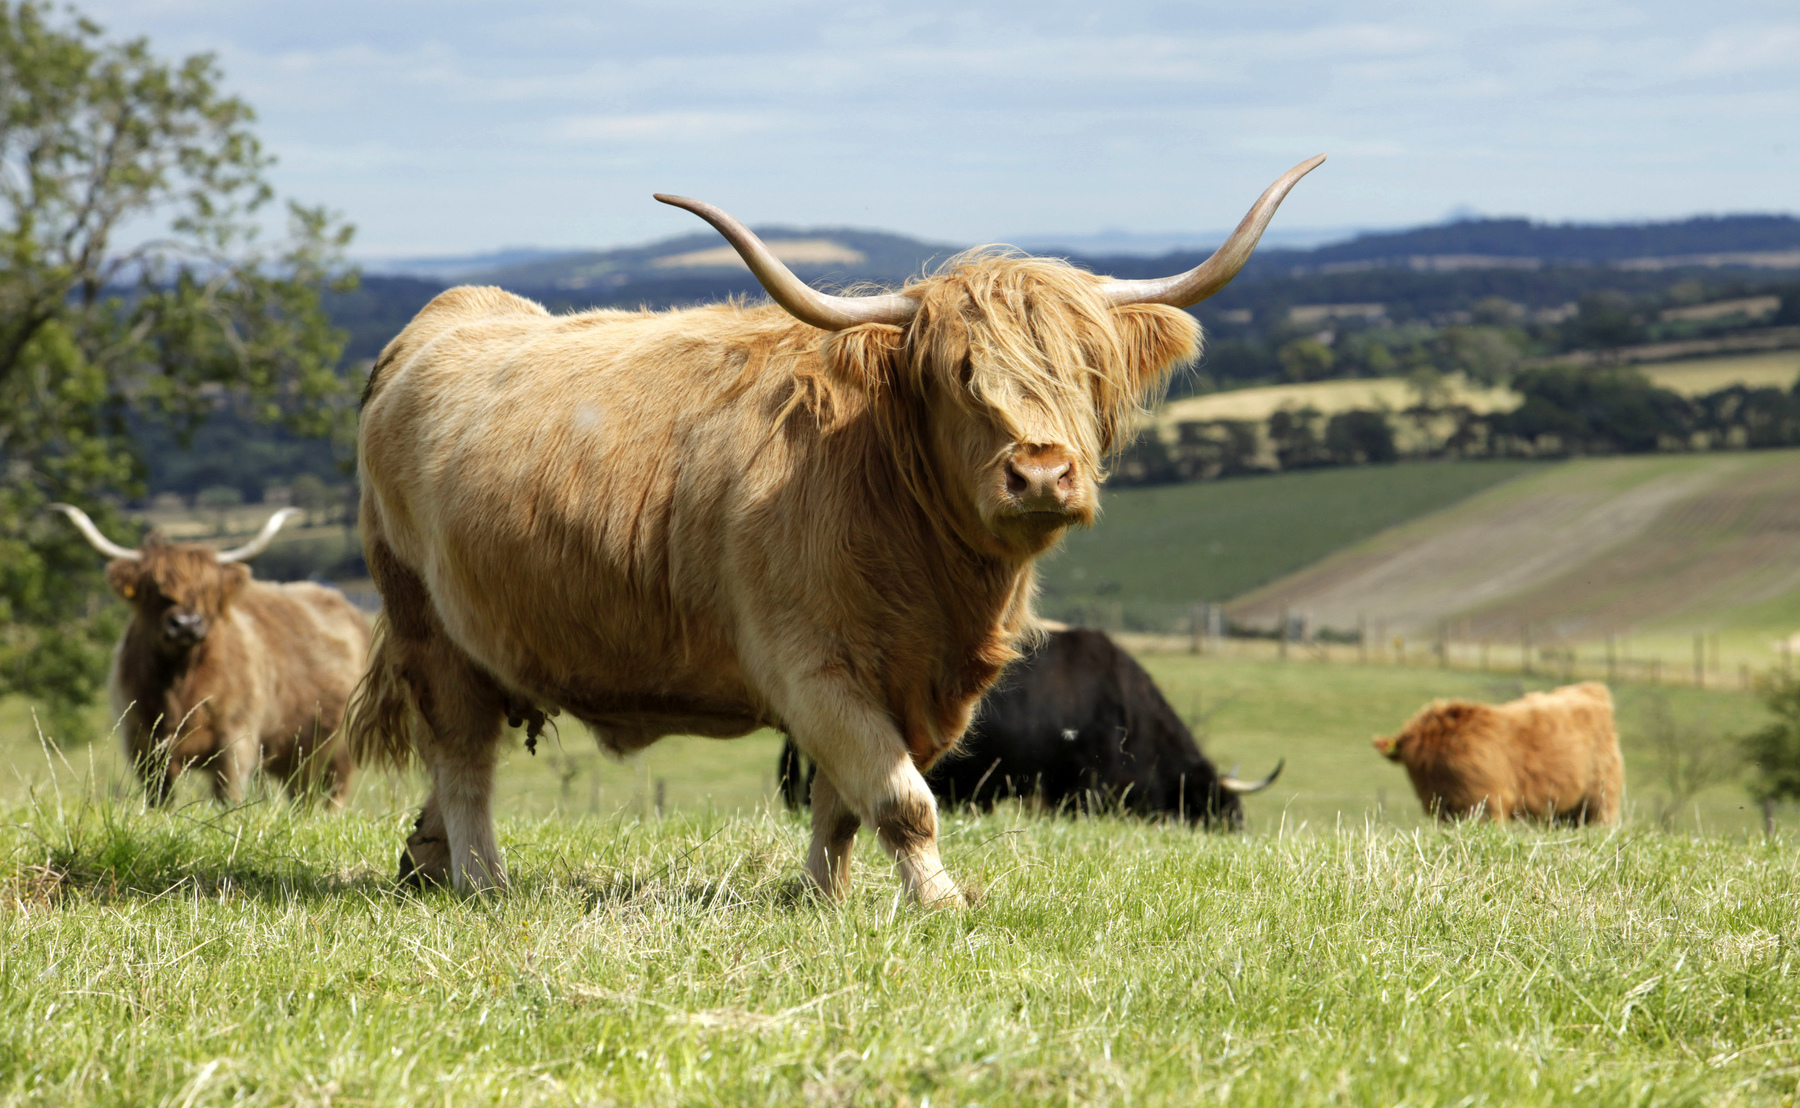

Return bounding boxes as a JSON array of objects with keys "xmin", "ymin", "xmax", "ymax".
[{"xmin": 344, "ymin": 157, "xmax": 1325, "ymax": 902}]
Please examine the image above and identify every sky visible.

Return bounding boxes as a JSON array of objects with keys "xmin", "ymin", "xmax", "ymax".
[{"xmin": 73, "ymin": 0, "xmax": 1800, "ymax": 258}]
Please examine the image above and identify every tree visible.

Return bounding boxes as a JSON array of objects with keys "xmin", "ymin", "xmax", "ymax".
[
  {"xmin": 1742, "ymin": 673, "xmax": 1800, "ymax": 812},
  {"xmin": 0, "ymin": 2, "xmax": 357, "ymax": 740},
  {"xmin": 1277, "ymin": 338, "xmax": 1334, "ymax": 382}
]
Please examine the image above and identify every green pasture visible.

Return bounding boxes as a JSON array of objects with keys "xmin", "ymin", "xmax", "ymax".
[
  {"xmin": 3, "ymin": 654, "xmax": 1794, "ymax": 1104},
  {"xmin": 4, "ymin": 776, "xmax": 1799, "ymax": 1104}
]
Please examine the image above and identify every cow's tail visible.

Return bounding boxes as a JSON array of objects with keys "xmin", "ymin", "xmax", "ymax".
[{"xmin": 340, "ymin": 615, "xmax": 421, "ymax": 772}]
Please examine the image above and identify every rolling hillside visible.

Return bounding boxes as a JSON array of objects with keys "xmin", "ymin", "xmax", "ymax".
[
  {"xmin": 1224, "ymin": 450, "xmax": 1800, "ymax": 657},
  {"xmin": 1037, "ymin": 461, "xmax": 1545, "ymax": 624}
]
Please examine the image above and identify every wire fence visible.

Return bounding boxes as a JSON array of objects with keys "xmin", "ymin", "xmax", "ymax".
[{"xmin": 1074, "ymin": 603, "xmax": 1793, "ymax": 692}]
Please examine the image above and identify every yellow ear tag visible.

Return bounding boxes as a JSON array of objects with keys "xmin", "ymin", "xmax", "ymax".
[{"xmin": 122, "ymin": 585, "xmax": 135, "ymax": 598}]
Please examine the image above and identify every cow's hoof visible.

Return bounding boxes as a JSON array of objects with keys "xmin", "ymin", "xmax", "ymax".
[
  {"xmin": 913, "ymin": 873, "xmax": 970, "ymax": 911},
  {"xmin": 397, "ymin": 814, "xmax": 451, "ymax": 889}
]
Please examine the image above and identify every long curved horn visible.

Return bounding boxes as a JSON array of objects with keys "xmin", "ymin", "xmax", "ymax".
[
  {"xmin": 1220, "ymin": 757, "xmax": 1285, "ymax": 795},
  {"xmin": 216, "ymin": 507, "xmax": 301, "ymax": 563},
  {"xmin": 1101, "ymin": 155, "xmax": 1326, "ymax": 309},
  {"xmin": 653, "ymin": 194, "xmax": 918, "ymax": 330},
  {"xmin": 49, "ymin": 503, "xmax": 140, "ymax": 561}
]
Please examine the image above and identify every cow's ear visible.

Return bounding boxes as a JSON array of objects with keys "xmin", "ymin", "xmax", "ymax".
[
  {"xmin": 1110, "ymin": 303, "xmax": 1201, "ymax": 393},
  {"xmin": 1440, "ymin": 702, "xmax": 1476, "ymax": 726},
  {"xmin": 821, "ymin": 323, "xmax": 905, "ymax": 394},
  {"xmin": 1372, "ymin": 735, "xmax": 1400, "ymax": 761},
  {"xmin": 104, "ymin": 559, "xmax": 143, "ymax": 603},
  {"xmin": 215, "ymin": 562, "xmax": 253, "ymax": 608}
]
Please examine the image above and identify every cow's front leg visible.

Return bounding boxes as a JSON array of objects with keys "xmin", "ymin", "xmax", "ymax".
[
  {"xmin": 206, "ymin": 733, "xmax": 259, "ymax": 806},
  {"xmin": 788, "ymin": 689, "xmax": 964, "ymax": 908}
]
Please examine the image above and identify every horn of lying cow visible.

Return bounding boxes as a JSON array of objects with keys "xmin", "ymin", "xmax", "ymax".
[
  {"xmin": 1099, "ymin": 155, "xmax": 1326, "ymax": 309},
  {"xmin": 653, "ymin": 194, "xmax": 919, "ymax": 331},
  {"xmin": 1219, "ymin": 757, "xmax": 1285, "ymax": 795},
  {"xmin": 49, "ymin": 503, "xmax": 140, "ymax": 561},
  {"xmin": 215, "ymin": 508, "xmax": 301, "ymax": 564}
]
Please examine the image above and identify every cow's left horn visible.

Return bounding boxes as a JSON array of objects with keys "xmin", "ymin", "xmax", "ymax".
[
  {"xmin": 1219, "ymin": 758, "xmax": 1285, "ymax": 795},
  {"xmin": 216, "ymin": 508, "xmax": 301, "ymax": 563},
  {"xmin": 653, "ymin": 194, "xmax": 919, "ymax": 330},
  {"xmin": 1099, "ymin": 155, "xmax": 1325, "ymax": 309},
  {"xmin": 49, "ymin": 503, "xmax": 140, "ymax": 560}
]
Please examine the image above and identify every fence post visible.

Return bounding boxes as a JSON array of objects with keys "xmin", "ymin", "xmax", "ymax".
[
  {"xmin": 1189, "ymin": 604, "xmax": 1203, "ymax": 655},
  {"xmin": 1522, "ymin": 624, "xmax": 1533, "ymax": 676},
  {"xmin": 1606, "ymin": 634, "xmax": 1617, "ymax": 684},
  {"xmin": 1358, "ymin": 613, "xmax": 1368, "ymax": 666},
  {"xmin": 1279, "ymin": 607, "xmax": 1289, "ymax": 662},
  {"xmin": 1764, "ymin": 797, "xmax": 1777, "ymax": 836},
  {"xmin": 1438, "ymin": 619, "xmax": 1449, "ymax": 669},
  {"xmin": 1694, "ymin": 633, "xmax": 1705, "ymax": 689}
]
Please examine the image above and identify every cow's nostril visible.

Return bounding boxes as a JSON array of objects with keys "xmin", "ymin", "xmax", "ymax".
[{"xmin": 1005, "ymin": 465, "xmax": 1030, "ymax": 495}]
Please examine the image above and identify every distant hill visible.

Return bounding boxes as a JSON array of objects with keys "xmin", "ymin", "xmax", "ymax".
[
  {"xmin": 363, "ymin": 212, "xmax": 1800, "ymax": 293},
  {"xmin": 1090, "ymin": 214, "xmax": 1800, "ymax": 285},
  {"xmin": 474, "ymin": 227, "xmax": 962, "ymax": 290}
]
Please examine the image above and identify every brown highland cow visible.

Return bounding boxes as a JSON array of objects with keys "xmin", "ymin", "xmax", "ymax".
[{"xmin": 54, "ymin": 504, "xmax": 368, "ymax": 806}]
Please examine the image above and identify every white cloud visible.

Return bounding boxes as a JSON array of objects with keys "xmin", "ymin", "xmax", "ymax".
[
  {"xmin": 59, "ymin": 0, "xmax": 1800, "ymax": 252},
  {"xmin": 1676, "ymin": 24, "xmax": 1800, "ymax": 76}
]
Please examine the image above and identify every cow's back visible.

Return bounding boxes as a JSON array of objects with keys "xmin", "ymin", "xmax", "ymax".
[
  {"xmin": 928, "ymin": 628, "xmax": 1206, "ymax": 813},
  {"xmin": 1501, "ymin": 682, "xmax": 1620, "ymax": 823},
  {"xmin": 230, "ymin": 581, "xmax": 370, "ymax": 741}
]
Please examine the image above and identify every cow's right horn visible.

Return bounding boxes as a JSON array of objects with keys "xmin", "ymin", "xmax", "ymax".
[
  {"xmin": 49, "ymin": 503, "xmax": 140, "ymax": 561},
  {"xmin": 1219, "ymin": 758, "xmax": 1285, "ymax": 795},
  {"xmin": 654, "ymin": 194, "xmax": 919, "ymax": 331}
]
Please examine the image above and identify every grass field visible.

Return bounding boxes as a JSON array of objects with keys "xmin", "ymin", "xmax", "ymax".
[
  {"xmin": 4, "ymin": 653, "xmax": 1791, "ymax": 1104},
  {"xmin": 1038, "ymin": 460, "xmax": 1544, "ymax": 625},
  {"xmin": 1641, "ymin": 351, "xmax": 1800, "ymax": 396},
  {"xmin": 1158, "ymin": 375, "xmax": 1517, "ymax": 426},
  {"xmin": 5, "ymin": 762, "xmax": 1798, "ymax": 1103},
  {"xmin": 1152, "ymin": 350, "xmax": 1800, "ymax": 431}
]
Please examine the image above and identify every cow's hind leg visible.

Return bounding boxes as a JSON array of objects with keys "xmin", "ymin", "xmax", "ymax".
[
  {"xmin": 363, "ymin": 532, "xmax": 508, "ymax": 892},
  {"xmin": 405, "ymin": 634, "xmax": 509, "ymax": 892},
  {"xmin": 805, "ymin": 772, "xmax": 860, "ymax": 899},
  {"xmin": 787, "ymin": 689, "xmax": 963, "ymax": 908}
]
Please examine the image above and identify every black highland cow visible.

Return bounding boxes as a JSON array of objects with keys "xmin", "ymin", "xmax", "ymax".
[{"xmin": 780, "ymin": 627, "xmax": 1282, "ymax": 828}]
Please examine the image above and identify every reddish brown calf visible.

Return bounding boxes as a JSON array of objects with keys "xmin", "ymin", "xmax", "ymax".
[{"xmin": 1374, "ymin": 682, "xmax": 1623, "ymax": 825}]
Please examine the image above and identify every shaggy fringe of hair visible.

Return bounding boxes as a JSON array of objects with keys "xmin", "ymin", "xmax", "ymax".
[{"xmin": 338, "ymin": 615, "xmax": 420, "ymax": 772}]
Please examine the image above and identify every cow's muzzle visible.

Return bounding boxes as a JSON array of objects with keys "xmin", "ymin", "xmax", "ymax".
[
  {"xmin": 161, "ymin": 610, "xmax": 207, "ymax": 646},
  {"xmin": 1005, "ymin": 446, "xmax": 1076, "ymax": 515}
]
